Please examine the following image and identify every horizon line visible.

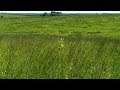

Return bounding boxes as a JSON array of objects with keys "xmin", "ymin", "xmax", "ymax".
[{"xmin": 1, "ymin": 11, "xmax": 120, "ymax": 14}]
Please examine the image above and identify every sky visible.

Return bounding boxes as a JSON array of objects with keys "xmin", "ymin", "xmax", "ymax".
[{"xmin": 0, "ymin": 11, "xmax": 120, "ymax": 14}]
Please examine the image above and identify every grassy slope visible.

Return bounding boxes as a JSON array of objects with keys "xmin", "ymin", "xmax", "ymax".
[
  {"xmin": 0, "ymin": 14, "xmax": 120, "ymax": 79},
  {"xmin": 0, "ymin": 14, "xmax": 120, "ymax": 38}
]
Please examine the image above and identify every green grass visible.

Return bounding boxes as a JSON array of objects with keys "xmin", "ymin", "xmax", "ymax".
[
  {"xmin": 0, "ymin": 14, "xmax": 120, "ymax": 79},
  {"xmin": 0, "ymin": 14, "xmax": 120, "ymax": 38}
]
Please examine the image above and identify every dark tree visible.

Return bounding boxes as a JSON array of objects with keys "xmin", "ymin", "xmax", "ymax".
[
  {"xmin": 1, "ymin": 16, "xmax": 3, "ymax": 18},
  {"xmin": 43, "ymin": 12, "xmax": 48, "ymax": 16}
]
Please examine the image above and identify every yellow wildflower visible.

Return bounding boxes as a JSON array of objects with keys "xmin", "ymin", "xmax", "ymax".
[
  {"xmin": 61, "ymin": 43, "xmax": 64, "ymax": 47},
  {"xmin": 58, "ymin": 38, "xmax": 64, "ymax": 48}
]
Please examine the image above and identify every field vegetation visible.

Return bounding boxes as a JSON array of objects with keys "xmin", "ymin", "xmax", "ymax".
[{"xmin": 0, "ymin": 14, "xmax": 120, "ymax": 79}]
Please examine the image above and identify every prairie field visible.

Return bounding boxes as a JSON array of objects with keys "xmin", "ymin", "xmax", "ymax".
[{"xmin": 0, "ymin": 14, "xmax": 120, "ymax": 79}]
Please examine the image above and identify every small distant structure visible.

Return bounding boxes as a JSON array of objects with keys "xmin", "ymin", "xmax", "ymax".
[
  {"xmin": 50, "ymin": 11, "xmax": 62, "ymax": 16},
  {"xmin": 42, "ymin": 11, "xmax": 62, "ymax": 16}
]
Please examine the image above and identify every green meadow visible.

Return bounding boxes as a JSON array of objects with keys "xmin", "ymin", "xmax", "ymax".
[{"xmin": 0, "ymin": 14, "xmax": 120, "ymax": 79}]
